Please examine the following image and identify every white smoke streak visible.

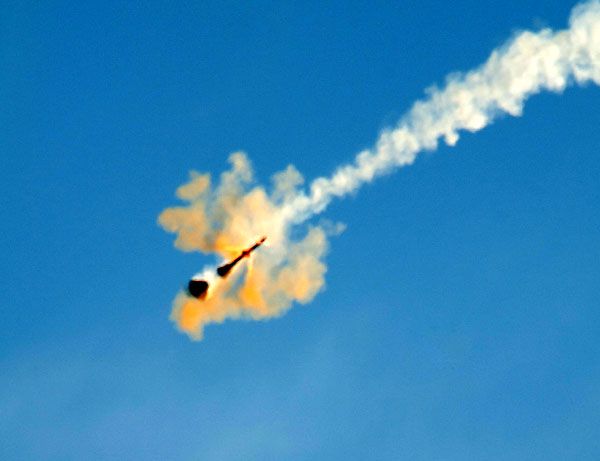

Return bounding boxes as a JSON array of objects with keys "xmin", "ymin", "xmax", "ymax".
[{"xmin": 283, "ymin": 0, "xmax": 600, "ymax": 222}]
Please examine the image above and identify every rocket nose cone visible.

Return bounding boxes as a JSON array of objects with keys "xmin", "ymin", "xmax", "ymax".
[
  {"xmin": 188, "ymin": 279, "xmax": 209, "ymax": 299},
  {"xmin": 217, "ymin": 263, "xmax": 233, "ymax": 278}
]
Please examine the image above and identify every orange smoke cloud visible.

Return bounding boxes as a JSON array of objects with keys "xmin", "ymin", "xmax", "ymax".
[{"xmin": 159, "ymin": 152, "xmax": 331, "ymax": 340}]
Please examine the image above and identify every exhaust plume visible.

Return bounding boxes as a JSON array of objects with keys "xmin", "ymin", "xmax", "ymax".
[{"xmin": 160, "ymin": 1, "xmax": 600, "ymax": 340}]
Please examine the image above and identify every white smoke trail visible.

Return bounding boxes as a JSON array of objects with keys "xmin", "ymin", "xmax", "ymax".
[
  {"xmin": 282, "ymin": 0, "xmax": 600, "ymax": 222},
  {"xmin": 161, "ymin": 1, "xmax": 600, "ymax": 339}
]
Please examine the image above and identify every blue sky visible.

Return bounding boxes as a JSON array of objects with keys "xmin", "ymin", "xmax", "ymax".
[{"xmin": 2, "ymin": 0, "xmax": 600, "ymax": 459}]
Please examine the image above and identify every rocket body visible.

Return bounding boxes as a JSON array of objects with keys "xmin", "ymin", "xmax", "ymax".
[
  {"xmin": 216, "ymin": 236, "xmax": 266, "ymax": 277},
  {"xmin": 187, "ymin": 237, "xmax": 267, "ymax": 299}
]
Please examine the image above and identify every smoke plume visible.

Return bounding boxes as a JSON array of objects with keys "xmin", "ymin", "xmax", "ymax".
[{"xmin": 160, "ymin": 1, "xmax": 600, "ymax": 340}]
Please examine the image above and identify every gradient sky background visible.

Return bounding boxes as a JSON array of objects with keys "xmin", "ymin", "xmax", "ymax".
[{"xmin": 2, "ymin": 0, "xmax": 600, "ymax": 459}]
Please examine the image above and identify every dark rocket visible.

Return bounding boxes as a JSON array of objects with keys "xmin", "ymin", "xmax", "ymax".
[{"xmin": 187, "ymin": 236, "xmax": 267, "ymax": 299}]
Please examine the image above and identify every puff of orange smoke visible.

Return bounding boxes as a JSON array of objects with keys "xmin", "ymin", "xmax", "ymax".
[{"xmin": 159, "ymin": 152, "xmax": 331, "ymax": 340}]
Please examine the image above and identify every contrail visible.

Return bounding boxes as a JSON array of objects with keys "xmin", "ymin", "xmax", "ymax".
[{"xmin": 160, "ymin": 1, "xmax": 600, "ymax": 340}]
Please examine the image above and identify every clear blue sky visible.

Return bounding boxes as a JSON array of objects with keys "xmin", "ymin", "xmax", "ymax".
[{"xmin": 2, "ymin": 0, "xmax": 600, "ymax": 459}]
